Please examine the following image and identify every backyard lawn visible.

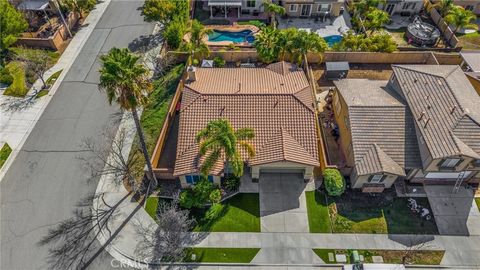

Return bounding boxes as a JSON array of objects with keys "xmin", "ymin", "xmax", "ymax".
[
  {"xmin": 313, "ymin": 248, "xmax": 444, "ymax": 265},
  {"xmin": 457, "ymin": 32, "xmax": 480, "ymax": 50},
  {"xmin": 184, "ymin": 248, "xmax": 259, "ymax": 263},
  {"xmin": 145, "ymin": 193, "xmax": 260, "ymax": 232},
  {"xmin": 192, "ymin": 193, "xmax": 261, "ymax": 232},
  {"xmin": 306, "ymin": 191, "xmax": 438, "ymax": 234},
  {"xmin": 0, "ymin": 143, "xmax": 12, "ymax": 169}
]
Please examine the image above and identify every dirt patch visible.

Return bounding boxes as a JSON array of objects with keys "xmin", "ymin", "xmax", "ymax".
[{"xmin": 311, "ymin": 63, "xmax": 393, "ymax": 87}]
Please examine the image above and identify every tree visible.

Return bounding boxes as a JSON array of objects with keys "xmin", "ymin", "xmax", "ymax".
[
  {"xmin": 262, "ymin": 0, "xmax": 285, "ymax": 29},
  {"xmin": 289, "ymin": 29, "xmax": 328, "ymax": 65},
  {"xmin": 323, "ymin": 168, "xmax": 345, "ymax": 196},
  {"xmin": 445, "ymin": 5, "xmax": 478, "ymax": 34},
  {"xmin": 196, "ymin": 119, "xmax": 255, "ymax": 178},
  {"xmin": 59, "ymin": 0, "xmax": 97, "ymax": 18},
  {"xmin": 430, "ymin": 0, "xmax": 454, "ymax": 16},
  {"xmin": 142, "ymin": 0, "xmax": 189, "ymax": 25},
  {"xmin": 164, "ymin": 19, "xmax": 186, "ymax": 50},
  {"xmin": 254, "ymin": 27, "xmax": 280, "ymax": 63},
  {"xmin": 16, "ymin": 49, "xmax": 55, "ymax": 89},
  {"xmin": 333, "ymin": 31, "xmax": 396, "ymax": 53},
  {"xmin": 135, "ymin": 196, "xmax": 197, "ymax": 263},
  {"xmin": 179, "ymin": 177, "xmax": 220, "ymax": 209},
  {"xmin": 350, "ymin": 0, "xmax": 385, "ymax": 18},
  {"xmin": 182, "ymin": 20, "xmax": 212, "ymax": 59},
  {"xmin": 98, "ymin": 48, "xmax": 158, "ymax": 195},
  {"xmin": 0, "ymin": 0, "xmax": 28, "ymax": 52},
  {"xmin": 364, "ymin": 9, "xmax": 390, "ymax": 35},
  {"xmin": 79, "ymin": 127, "xmax": 144, "ymax": 193}
]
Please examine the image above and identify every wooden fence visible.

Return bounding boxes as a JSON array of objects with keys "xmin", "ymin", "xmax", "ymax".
[{"xmin": 428, "ymin": 6, "xmax": 459, "ymax": 48}]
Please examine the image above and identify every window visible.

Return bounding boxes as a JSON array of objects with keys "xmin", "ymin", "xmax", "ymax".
[
  {"xmin": 185, "ymin": 175, "xmax": 214, "ymax": 185},
  {"xmin": 369, "ymin": 174, "xmax": 386, "ymax": 183},
  {"xmin": 473, "ymin": 160, "xmax": 480, "ymax": 167},
  {"xmin": 439, "ymin": 158, "xmax": 461, "ymax": 169},
  {"xmin": 290, "ymin": 4, "xmax": 297, "ymax": 12},
  {"xmin": 465, "ymin": 5, "xmax": 474, "ymax": 11},
  {"xmin": 247, "ymin": 0, "xmax": 256, "ymax": 8},
  {"xmin": 318, "ymin": 4, "xmax": 331, "ymax": 12},
  {"xmin": 402, "ymin": 2, "xmax": 416, "ymax": 10}
]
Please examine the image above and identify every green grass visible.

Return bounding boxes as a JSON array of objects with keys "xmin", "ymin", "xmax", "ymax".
[
  {"xmin": 475, "ymin": 198, "xmax": 480, "ymax": 210},
  {"xmin": 145, "ymin": 197, "xmax": 160, "ymax": 219},
  {"xmin": 192, "ymin": 193, "xmax": 260, "ymax": 232},
  {"xmin": 35, "ymin": 89, "xmax": 49, "ymax": 98},
  {"xmin": 184, "ymin": 248, "xmax": 259, "ymax": 263},
  {"xmin": 45, "ymin": 69, "xmax": 62, "ymax": 88},
  {"xmin": 237, "ymin": 20, "xmax": 266, "ymax": 28},
  {"xmin": 457, "ymin": 32, "xmax": 480, "ymax": 50},
  {"xmin": 0, "ymin": 143, "xmax": 12, "ymax": 169},
  {"xmin": 3, "ymin": 62, "xmax": 27, "ymax": 97},
  {"xmin": 305, "ymin": 191, "xmax": 332, "ymax": 233},
  {"xmin": 306, "ymin": 191, "xmax": 438, "ymax": 234},
  {"xmin": 313, "ymin": 249, "xmax": 444, "ymax": 265},
  {"xmin": 10, "ymin": 47, "xmax": 60, "ymax": 85},
  {"xmin": 129, "ymin": 64, "xmax": 184, "ymax": 177}
]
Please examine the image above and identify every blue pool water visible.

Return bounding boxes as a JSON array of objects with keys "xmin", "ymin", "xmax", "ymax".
[
  {"xmin": 208, "ymin": 30, "xmax": 255, "ymax": 43},
  {"xmin": 324, "ymin": 35, "xmax": 343, "ymax": 47}
]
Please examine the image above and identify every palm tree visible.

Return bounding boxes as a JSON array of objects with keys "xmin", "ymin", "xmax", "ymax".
[
  {"xmin": 183, "ymin": 19, "xmax": 212, "ymax": 60},
  {"xmin": 98, "ymin": 48, "xmax": 157, "ymax": 193},
  {"xmin": 290, "ymin": 30, "xmax": 328, "ymax": 65},
  {"xmin": 364, "ymin": 9, "xmax": 390, "ymax": 35},
  {"xmin": 429, "ymin": 0, "xmax": 454, "ymax": 16},
  {"xmin": 445, "ymin": 6, "xmax": 478, "ymax": 34},
  {"xmin": 262, "ymin": 0, "xmax": 285, "ymax": 29},
  {"xmin": 196, "ymin": 119, "xmax": 255, "ymax": 178},
  {"xmin": 254, "ymin": 26, "xmax": 280, "ymax": 63}
]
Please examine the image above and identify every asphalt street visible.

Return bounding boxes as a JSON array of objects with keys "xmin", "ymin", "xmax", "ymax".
[{"xmin": 1, "ymin": 1, "xmax": 154, "ymax": 269}]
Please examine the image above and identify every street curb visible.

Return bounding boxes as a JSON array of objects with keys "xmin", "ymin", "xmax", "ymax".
[{"xmin": 0, "ymin": 0, "xmax": 112, "ymax": 181}]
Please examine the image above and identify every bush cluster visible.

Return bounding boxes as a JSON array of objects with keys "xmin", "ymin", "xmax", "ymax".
[
  {"xmin": 179, "ymin": 177, "xmax": 222, "ymax": 209},
  {"xmin": 323, "ymin": 168, "xmax": 345, "ymax": 197}
]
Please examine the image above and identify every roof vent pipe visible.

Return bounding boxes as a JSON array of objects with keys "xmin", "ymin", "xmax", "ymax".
[
  {"xmin": 424, "ymin": 117, "xmax": 431, "ymax": 128},
  {"xmin": 187, "ymin": 65, "xmax": 196, "ymax": 82},
  {"xmin": 418, "ymin": 111, "xmax": 425, "ymax": 121},
  {"xmin": 450, "ymin": 105, "xmax": 457, "ymax": 114}
]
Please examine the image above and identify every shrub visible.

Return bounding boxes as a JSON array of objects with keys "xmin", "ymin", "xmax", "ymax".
[
  {"xmin": 0, "ymin": 67, "xmax": 13, "ymax": 85},
  {"xmin": 3, "ymin": 61, "xmax": 27, "ymax": 97},
  {"xmin": 223, "ymin": 175, "xmax": 240, "ymax": 192},
  {"xmin": 237, "ymin": 20, "xmax": 266, "ymax": 28},
  {"xmin": 204, "ymin": 202, "xmax": 225, "ymax": 222},
  {"xmin": 164, "ymin": 19, "xmax": 186, "ymax": 50},
  {"xmin": 213, "ymin": 56, "xmax": 225, "ymax": 67},
  {"xmin": 192, "ymin": 58, "xmax": 199, "ymax": 66},
  {"xmin": 209, "ymin": 189, "xmax": 222, "ymax": 203},
  {"xmin": 179, "ymin": 177, "xmax": 218, "ymax": 209},
  {"xmin": 323, "ymin": 168, "xmax": 345, "ymax": 196}
]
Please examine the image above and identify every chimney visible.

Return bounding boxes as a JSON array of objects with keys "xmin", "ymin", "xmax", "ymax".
[{"xmin": 187, "ymin": 65, "xmax": 196, "ymax": 82}]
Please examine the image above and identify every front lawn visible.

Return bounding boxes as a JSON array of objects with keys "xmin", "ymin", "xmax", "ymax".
[
  {"xmin": 128, "ymin": 64, "xmax": 184, "ymax": 178},
  {"xmin": 145, "ymin": 193, "xmax": 260, "ymax": 232},
  {"xmin": 305, "ymin": 191, "xmax": 332, "ymax": 233},
  {"xmin": 0, "ymin": 143, "xmax": 13, "ymax": 169},
  {"xmin": 475, "ymin": 198, "xmax": 480, "ymax": 210},
  {"xmin": 192, "ymin": 193, "xmax": 260, "ymax": 232},
  {"xmin": 306, "ymin": 191, "xmax": 438, "ymax": 234},
  {"xmin": 184, "ymin": 248, "xmax": 259, "ymax": 263},
  {"xmin": 313, "ymin": 249, "xmax": 444, "ymax": 265}
]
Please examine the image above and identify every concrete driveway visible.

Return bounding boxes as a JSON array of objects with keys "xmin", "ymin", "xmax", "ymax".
[
  {"xmin": 425, "ymin": 184, "xmax": 480, "ymax": 236},
  {"xmin": 259, "ymin": 173, "xmax": 309, "ymax": 233}
]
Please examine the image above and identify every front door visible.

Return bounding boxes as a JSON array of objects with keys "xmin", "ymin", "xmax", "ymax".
[
  {"xmin": 301, "ymin": 4, "xmax": 312, "ymax": 16},
  {"xmin": 385, "ymin": 4, "xmax": 395, "ymax": 15}
]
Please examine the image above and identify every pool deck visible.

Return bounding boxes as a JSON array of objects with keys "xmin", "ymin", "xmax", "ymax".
[
  {"xmin": 203, "ymin": 24, "xmax": 259, "ymax": 47},
  {"xmin": 277, "ymin": 13, "xmax": 351, "ymax": 37}
]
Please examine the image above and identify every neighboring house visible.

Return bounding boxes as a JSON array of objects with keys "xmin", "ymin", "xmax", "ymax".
[
  {"xmin": 283, "ymin": 0, "xmax": 345, "ymax": 17},
  {"xmin": 207, "ymin": 0, "xmax": 264, "ymax": 18},
  {"xmin": 378, "ymin": 0, "xmax": 423, "ymax": 16},
  {"xmin": 460, "ymin": 51, "xmax": 480, "ymax": 94},
  {"xmin": 173, "ymin": 62, "xmax": 320, "ymax": 187},
  {"xmin": 333, "ymin": 65, "xmax": 480, "ymax": 192},
  {"xmin": 430, "ymin": 0, "xmax": 480, "ymax": 15}
]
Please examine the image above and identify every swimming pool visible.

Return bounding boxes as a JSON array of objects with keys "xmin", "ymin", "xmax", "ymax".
[
  {"xmin": 208, "ymin": 30, "xmax": 255, "ymax": 43},
  {"xmin": 324, "ymin": 35, "xmax": 343, "ymax": 47}
]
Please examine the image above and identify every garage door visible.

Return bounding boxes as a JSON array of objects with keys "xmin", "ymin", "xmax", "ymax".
[{"xmin": 260, "ymin": 167, "xmax": 305, "ymax": 174}]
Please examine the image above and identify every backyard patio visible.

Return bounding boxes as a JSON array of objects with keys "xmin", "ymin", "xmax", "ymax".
[{"xmin": 277, "ymin": 12, "xmax": 352, "ymax": 39}]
